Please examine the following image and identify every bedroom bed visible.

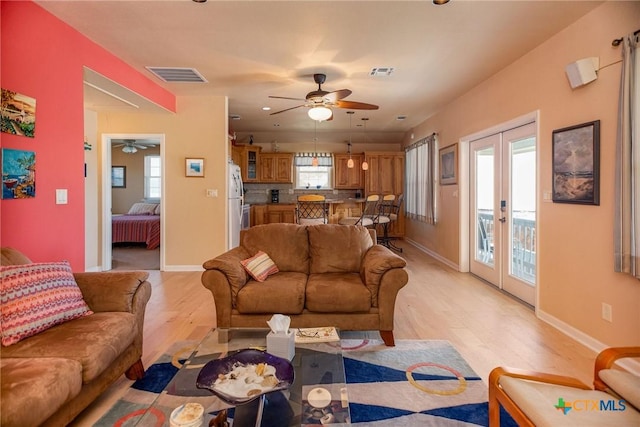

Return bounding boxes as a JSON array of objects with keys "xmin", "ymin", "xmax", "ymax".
[{"xmin": 112, "ymin": 203, "xmax": 160, "ymax": 250}]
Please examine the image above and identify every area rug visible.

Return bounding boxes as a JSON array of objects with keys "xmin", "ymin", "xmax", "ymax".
[{"xmin": 96, "ymin": 339, "xmax": 516, "ymax": 426}]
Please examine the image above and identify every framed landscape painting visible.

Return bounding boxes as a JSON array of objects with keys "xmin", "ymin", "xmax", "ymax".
[
  {"xmin": 552, "ymin": 120, "xmax": 600, "ymax": 205},
  {"xmin": 439, "ymin": 144, "xmax": 458, "ymax": 185},
  {"xmin": 186, "ymin": 158, "xmax": 205, "ymax": 177},
  {"xmin": 2, "ymin": 148, "xmax": 36, "ymax": 199},
  {"xmin": 1, "ymin": 89, "xmax": 36, "ymax": 138}
]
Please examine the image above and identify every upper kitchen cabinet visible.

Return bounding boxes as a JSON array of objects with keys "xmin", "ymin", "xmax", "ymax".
[
  {"xmin": 232, "ymin": 145, "xmax": 261, "ymax": 182},
  {"xmin": 334, "ymin": 153, "xmax": 364, "ymax": 189},
  {"xmin": 259, "ymin": 153, "xmax": 293, "ymax": 183},
  {"xmin": 364, "ymin": 152, "xmax": 404, "ymax": 196}
]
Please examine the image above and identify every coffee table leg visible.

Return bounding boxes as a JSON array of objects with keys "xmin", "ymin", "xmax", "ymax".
[{"xmin": 254, "ymin": 394, "xmax": 266, "ymax": 427}]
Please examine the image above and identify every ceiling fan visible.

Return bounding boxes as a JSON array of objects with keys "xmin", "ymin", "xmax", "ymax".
[
  {"xmin": 269, "ymin": 73, "xmax": 379, "ymax": 121},
  {"xmin": 112, "ymin": 139, "xmax": 156, "ymax": 154}
]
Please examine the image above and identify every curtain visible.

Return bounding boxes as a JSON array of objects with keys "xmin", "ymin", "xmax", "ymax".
[
  {"xmin": 614, "ymin": 32, "xmax": 640, "ymax": 279},
  {"xmin": 405, "ymin": 133, "xmax": 436, "ymax": 224},
  {"xmin": 294, "ymin": 153, "xmax": 333, "ymax": 167}
]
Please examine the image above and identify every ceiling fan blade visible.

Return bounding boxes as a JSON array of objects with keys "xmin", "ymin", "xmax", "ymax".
[
  {"xmin": 270, "ymin": 104, "xmax": 306, "ymax": 115},
  {"xmin": 324, "ymin": 89, "xmax": 352, "ymax": 103},
  {"xmin": 269, "ymin": 95, "xmax": 307, "ymax": 101},
  {"xmin": 112, "ymin": 144, "xmax": 125, "ymax": 148},
  {"xmin": 135, "ymin": 145, "xmax": 148, "ymax": 149},
  {"xmin": 336, "ymin": 100, "xmax": 379, "ymax": 110}
]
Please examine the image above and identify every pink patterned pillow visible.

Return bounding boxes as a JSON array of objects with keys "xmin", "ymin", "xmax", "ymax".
[
  {"xmin": 241, "ymin": 251, "xmax": 279, "ymax": 282},
  {"xmin": 0, "ymin": 261, "xmax": 93, "ymax": 346}
]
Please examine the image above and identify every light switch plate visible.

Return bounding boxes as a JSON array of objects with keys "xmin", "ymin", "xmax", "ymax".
[{"xmin": 56, "ymin": 189, "xmax": 68, "ymax": 204}]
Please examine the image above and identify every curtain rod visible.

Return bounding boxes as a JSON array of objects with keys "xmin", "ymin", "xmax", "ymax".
[{"xmin": 612, "ymin": 29, "xmax": 640, "ymax": 47}]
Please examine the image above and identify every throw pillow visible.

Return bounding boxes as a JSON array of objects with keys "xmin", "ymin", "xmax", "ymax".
[
  {"xmin": 241, "ymin": 251, "xmax": 279, "ymax": 282},
  {"xmin": 0, "ymin": 261, "xmax": 93, "ymax": 346},
  {"xmin": 127, "ymin": 202, "xmax": 158, "ymax": 215}
]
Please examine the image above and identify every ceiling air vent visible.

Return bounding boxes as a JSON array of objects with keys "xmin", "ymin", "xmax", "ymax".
[
  {"xmin": 370, "ymin": 67, "xmax": 395, "ymax": 76},
  {"xmin": 146, "ymin": 67, "xmax": 207, "ymax": 83}
]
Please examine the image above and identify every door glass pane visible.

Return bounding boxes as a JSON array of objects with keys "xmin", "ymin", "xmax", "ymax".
[
  {"xmin": 510, "ymin": 138, "xmax": 536, "ymax": 283},
  {"xmin": 476, "ymin": 147, "xmax": 494, "ymax": 265}
]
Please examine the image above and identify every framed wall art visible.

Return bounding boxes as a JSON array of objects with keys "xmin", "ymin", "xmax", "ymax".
[
  {"xmin": 186, "ymin": 157, "xmax": 205, "ymax": 177},
  {"xmin": 111, "ymin": 166, "xmax": 126, "ymax": 188},
  {"xmin": 552, "ymin": 120, "xmax": 600, "ymax": 205},
  {"xmin": 439, "ymin": 144, "xmax": 458, "ymax": 185},
  {"xmin": 2, "ymin": 148, "xmax": 36, "ymax": 199},
  {"xmin": 1, "ymin": 89, "xmax": 36, "ymax": 138}
]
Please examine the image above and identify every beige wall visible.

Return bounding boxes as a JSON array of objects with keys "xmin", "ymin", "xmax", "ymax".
[
  {"xmin": 404, "ymin": 1, "xmax": 640, "ymax": 348},
  {"xmin": 97, "ymin": 96, "xmax": 229, "ymax": 269},
  {"xmin": 111, "ymin": 146, "xmax": 161, "ymax": 214}
]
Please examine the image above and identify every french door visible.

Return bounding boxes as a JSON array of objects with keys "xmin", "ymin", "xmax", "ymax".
[{"xmin": 469, "ymin": 122, "xmax": 537, "ymax": 306}]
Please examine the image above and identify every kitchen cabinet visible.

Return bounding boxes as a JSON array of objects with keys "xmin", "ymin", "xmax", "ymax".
[
  {"xmin": 251, "ymin": 204, "xmax": 296, "ymax": 225},
  {"xmin": 251, "ymin": 205, "xmax": 267, "ymax": 226},
  {"xmin": 364, "ymin": 152, "xmax": 405, "ymax": 237},
  {"xmin": 333, "ymin": 153, "xmax": 364, "ymax": 189},
  {"xmin": 259, "ymin": 153, "xmax": 293, "ymax": 183},
  {"xmin": 232, "ymin": 146, "xmax": 261, "ymax": 182}
]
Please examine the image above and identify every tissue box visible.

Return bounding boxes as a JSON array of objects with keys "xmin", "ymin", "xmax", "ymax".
[{"xmin": 267, "ymin": 331, "xmax": 295, "ymax": 361}]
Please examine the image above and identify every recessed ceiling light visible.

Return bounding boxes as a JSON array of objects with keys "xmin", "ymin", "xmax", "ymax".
[
  {"xmin": 370, "ymin": 67, "xmax": 395, "ymax": 76},
  {"xmin": 262, "ymin": 106, "xmax": 271, "ymax": 111},
  {"xmin": 396, "ymin": 115, "xmax": 407, "ymax": 121},
  {"xmin": 229, "ymin": 114, "xmax": 241, "ymax": 120}
]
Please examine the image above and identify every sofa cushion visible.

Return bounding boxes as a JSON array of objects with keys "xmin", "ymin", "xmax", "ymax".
[
  {"xmin": 0, "ymin": 261, "xmax": 94, "ymax": 346},
  {"xmin": 1, "ymin": 247, "xmax": 32, "ymax": 265},
  {"xmin": 307, "ymin": 224, "xmax": 373, "ymax": 274},
  {"xmin": 241, "ymin": 251, "xmax": 279, "ymax": 282},
  {"xmin": 1, "ymin": 357, "xmax": 82, "ymax": 427},
  {"xmin": 242, "ymin": 224, "xmax": 310, "ymax": 274},
  {"xmin": 306, "ymin": 272, "xmax": 372, "ymax": 313},
  {"xmin": 1, "ymin": 312, "xmax": 137, "ymax": 383},
  {"xmin": 236, "ymin": 272, "xmax": 306, "ymax": 314}
]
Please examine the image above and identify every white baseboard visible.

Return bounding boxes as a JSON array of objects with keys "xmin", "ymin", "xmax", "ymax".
[
  {"xmin": 537, "ymin": 309, "xmax": 640, "ymax": 376},
  {"xmin": 84, "ymin": 266, "xmax": 102, "ymax": 272},
  {"xmin": 405, "ymin": 238, "xmax": 460, "ymax": 271}
]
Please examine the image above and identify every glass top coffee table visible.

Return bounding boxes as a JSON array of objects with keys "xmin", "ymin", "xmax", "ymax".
[{"xmin": 134, "ymin": 328, "xmax": 350, "ymax": 426}]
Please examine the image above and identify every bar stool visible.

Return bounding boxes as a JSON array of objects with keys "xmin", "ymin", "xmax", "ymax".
[
  {"xmin": 296, "ymin": 194, "xmax": 329, "ymax": 225},
  {"xmin": 376, "ymin": 194, "xmax": 394, "ymax": 248},
  {"xmin": 338, "ymin": 194, "xmax": 380, "ymax": 227},
  {"xmin": 381, "ymin": 194, "xmax": 403, "ymax": 252}
]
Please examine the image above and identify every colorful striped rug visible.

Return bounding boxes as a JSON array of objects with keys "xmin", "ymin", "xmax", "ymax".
[{"xmin": 96, "ymin": 339, "xmax": 515, "ymax": 426}]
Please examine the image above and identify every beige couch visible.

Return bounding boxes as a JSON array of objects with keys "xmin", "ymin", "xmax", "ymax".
[
  {"xmin": 0, "ymin": 247, "xmax": 152, "ymax": 427},
  {"xmin": 201, "ymin": 223, "xmax": 408, "ymax": 346}
]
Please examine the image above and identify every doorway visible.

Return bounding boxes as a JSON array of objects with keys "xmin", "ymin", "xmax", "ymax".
[
  {"xmin": 102, "ymin": 133, "xmax": 165, "ymax": 271},
  {"xmin": 469, "ymin": 122, "xmax": 537, "ymax": 306}
]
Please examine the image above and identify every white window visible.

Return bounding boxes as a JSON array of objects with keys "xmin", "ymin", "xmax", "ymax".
[
  {"xmin": 144, "ymin": 155, "xmax": 161, "ymax": 200},
  {"xmin": 294, "ymin": 153, "xmax": 333, "ymax": 189}
]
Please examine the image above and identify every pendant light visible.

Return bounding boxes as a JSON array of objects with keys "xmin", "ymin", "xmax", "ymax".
[
  {"xmin": 361, "ymin": 118, "xmax": 369, "ymax": 171},
  {"xmin": 312, "ymin": 121, "xmax": 319, "ymax": 167},
  {"xmin": 347, "ymin": 111, "xmax": 354, "ymax": 168}
]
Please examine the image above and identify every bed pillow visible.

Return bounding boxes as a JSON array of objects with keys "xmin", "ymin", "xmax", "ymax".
[
  {"xmin": 0, "ymin": 261, "xmax": 93, "ymax": 346},
  {"xmin": 153, "ymin": 204, "xmax": 161, "ymax": 215},
  {"xmin": 241, "ymin": 251, "xmax": 279, "ymax": 282},
  {"xmin": 127, "ymin": 202, "xmax": 158, "ymax": 215}
]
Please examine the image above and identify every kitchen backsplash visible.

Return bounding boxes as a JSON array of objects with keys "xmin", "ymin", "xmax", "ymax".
[{"xmin": 244, "ymin": 183, "xmax": 362, "ymax": 204}]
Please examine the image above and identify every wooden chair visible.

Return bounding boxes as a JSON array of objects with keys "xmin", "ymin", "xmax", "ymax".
[
  {"xmin": 296, "ymin": 194, "xmax": 328, "ymax": 225},
  {"xmin": 488, "ymin": 346, "xmax": 640, "ymax": 426}
]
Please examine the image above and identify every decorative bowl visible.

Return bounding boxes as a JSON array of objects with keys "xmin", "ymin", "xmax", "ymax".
[{"xmin": 196, "ymin": 348, "xmax": 295, "ymax": 405}]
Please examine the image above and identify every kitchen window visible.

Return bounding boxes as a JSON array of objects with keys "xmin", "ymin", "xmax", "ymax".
[{"xmin": 294, "ymin": 153, "xmax": 333, "ymax": 189}]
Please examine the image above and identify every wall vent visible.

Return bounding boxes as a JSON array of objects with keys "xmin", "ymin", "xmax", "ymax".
[
  {"xmin": 370, "ymin": 67, "xmax": 395, "ymax": 76},
  {"xmin": 146, "ymin": 67, "xmax": 207, "ymax": 83}
]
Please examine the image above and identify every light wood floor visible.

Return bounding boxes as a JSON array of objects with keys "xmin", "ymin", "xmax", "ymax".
[{"xmin": 71, "ymin": 241, "xmax": 596, "ymax": 426}]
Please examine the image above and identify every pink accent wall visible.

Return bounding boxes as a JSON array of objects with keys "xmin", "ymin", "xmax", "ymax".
[{"xmin": 0, "ymin": 1, "xmax": 175, "ymax": 270}]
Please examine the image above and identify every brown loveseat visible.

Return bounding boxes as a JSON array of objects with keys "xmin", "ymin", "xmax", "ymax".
[
  {"xmin": 201, "ymin": 223, "xmax": 408, "ymax": 346},
  {"xmin": 0, "ymin": 247, "xmax": 152, "ymax": 427}
]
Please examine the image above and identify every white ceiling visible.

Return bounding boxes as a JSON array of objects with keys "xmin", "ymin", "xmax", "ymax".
[{"xmin": 38, "ymin": 0, "xmax": 602, "ymax": 145}]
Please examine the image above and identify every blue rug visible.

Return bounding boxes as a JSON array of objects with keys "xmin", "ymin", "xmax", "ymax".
[{"xmin": 96, "ymin": 339, "xmax": 516, "ymax": 426}]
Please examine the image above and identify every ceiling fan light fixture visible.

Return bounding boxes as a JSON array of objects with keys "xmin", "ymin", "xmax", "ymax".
[
  {"xmin": 308, "ymin": 106, "xmax": 332, "ymax": 122},
  {"xmin": 122, "ymin": 145, "xmax": 137, "ymax": 154}
]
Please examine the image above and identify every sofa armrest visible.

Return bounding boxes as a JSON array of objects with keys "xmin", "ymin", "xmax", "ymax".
[
  {"xmin": 361, "ymin": 245, "xmax": 407, "ymax": 306},
  {"xmin": 202, "ymin": 246, "xmax": 250, "ymax": 309},
  {"xmin": 73, "ymin": 271, "xmax": 151, "ymax": 313}
]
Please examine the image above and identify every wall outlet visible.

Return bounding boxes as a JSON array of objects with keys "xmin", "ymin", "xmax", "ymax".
[
  {"xmin": 602, "ymin": 303, "xmax": 613, "ymax": 322},
  {"xmin": 333, "ymin": 189, "xmax": 339, "ymax": 195},
  {"xmin": 288, "ymin": 188, "xmax": 294, "ymax": 194}
]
